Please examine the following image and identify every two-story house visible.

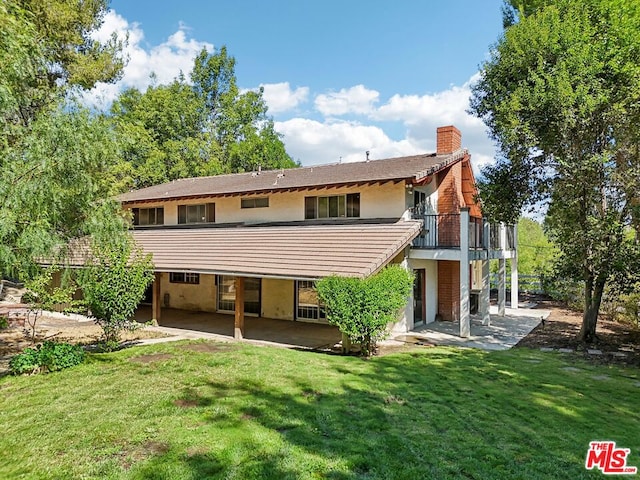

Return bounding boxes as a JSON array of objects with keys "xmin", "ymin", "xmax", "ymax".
[{"xmin": 117, "ymin": 125, "xmax": 517, "ymax": 340}]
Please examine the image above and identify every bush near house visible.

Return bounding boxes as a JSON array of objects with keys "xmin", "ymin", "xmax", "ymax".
[
  {"xmin": 78, "ymin": 237, "xmax": 154, "ymax": 350},
  {"xmin": 9, "ymin": 341, "xmax": 84, "ymax": 375},
  {"xmin": 317, "ymin": 265, "xmax": 413, "ymax": 356}
]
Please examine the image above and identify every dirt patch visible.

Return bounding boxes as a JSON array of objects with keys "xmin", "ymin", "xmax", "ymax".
[
  {"xmin": 178, "ymin": 342, "xmax": 236, "ymax": 353},
  {"xmin": 119, "ymin": 440, "xmax": 171, "ymax": 470},
  {"xmin": 143, "ymin": 440, "xmax": 170, "ymax": 455},
  {"xmin": 130, "ymin": 353, "xmax": 173, "ymax": 364},
  {"xmin": 515, "ymin": 299, "xmax": 640, "ymax": 366}
]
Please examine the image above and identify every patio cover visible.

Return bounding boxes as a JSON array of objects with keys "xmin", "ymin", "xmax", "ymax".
[{"xmin": 131, "ymin": 220, "xmax": 422, "ymax": 280}]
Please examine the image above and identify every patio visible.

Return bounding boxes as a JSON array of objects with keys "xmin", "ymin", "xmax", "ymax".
[
  {"xmin": 135, "ymin": 306, "xmax": 342, "ymax": 350},
  {"xmin": 397, "ymin": 305, "xmax": 551, "ymax": 351}
]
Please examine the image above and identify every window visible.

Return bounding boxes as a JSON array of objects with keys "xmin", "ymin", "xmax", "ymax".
[
  {"xmin": 169, "ymin": 272, "xmax": 200, "ymax": 284},
  {"xmin": 132, "ymin": 207, "xmax": 164, "ymax": 226},
  {"xmin": 178, "ymin": 203, "xmax": 215, "ymax": 224},
  {"xmin": 304, "ymin": 193, "xmax": 360, "ymax": 219},
  {"xmin": 241, "ymin": 197, "xmax": 269, "ymax": 209},
  {"xmin": 296, "ymin": 280, "xmax": 326, "ymax": 321}
]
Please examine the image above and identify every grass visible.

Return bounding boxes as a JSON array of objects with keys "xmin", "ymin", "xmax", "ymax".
[{"xmin": 1, "ymin": 341, "xmax": 639, "ymax": 479}]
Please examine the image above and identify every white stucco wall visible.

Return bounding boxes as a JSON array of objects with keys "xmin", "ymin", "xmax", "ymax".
[{"xmin": 126, "ymin": 181, "xmax": 408, "ymax": 225}]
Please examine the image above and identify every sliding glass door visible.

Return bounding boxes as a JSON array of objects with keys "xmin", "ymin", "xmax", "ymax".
[{"xmin": 217, "ymin": 276, "xmax": 261, "ymax": 316}]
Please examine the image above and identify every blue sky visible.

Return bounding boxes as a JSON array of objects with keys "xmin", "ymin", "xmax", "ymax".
[{"xmin": 90, "ymin": 1, "xmax": 505, "ymax": 168}]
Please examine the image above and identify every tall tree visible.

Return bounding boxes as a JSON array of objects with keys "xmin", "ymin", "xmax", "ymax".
[
  {"xmin": 1, "ymin": 0, "xmax": 124, "ymax": 141},
  {"xmin": 110, "ymin": 47, "xmax": 297, "ymax": 189},
  {"xmin": 110, "ymin": 79, "xmax": 225, "ymax": 190},
  {"xmin": 0, "ymin": 1, "xmax": 128, "ymax": 282},
  {"xmin": 0, "ymin": 104, "xmax": 128, "ymax": 278},
  {"xmin": 470, "ymin": 0, "xmax": 640, "ymax": 342}
]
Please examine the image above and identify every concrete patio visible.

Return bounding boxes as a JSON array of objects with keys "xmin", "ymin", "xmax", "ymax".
[
  {"xmin": 396, "ymin": 305, "xmax": 551, "ymax": 351},
  {"xmin": 135, "ymin": 306, "xmax": 342, "ymax": 350},
  {"xmin": 133, "ymin": 304, "xmax": 549, "ymax": 352}
]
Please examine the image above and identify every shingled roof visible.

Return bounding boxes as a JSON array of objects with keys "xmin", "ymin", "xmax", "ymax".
[
  {"xmin": 119, "ymin": 149, "xmax": 468, "ymax": 204},
  {"xmin": 58, "ymin": 220, "xmax": 423, "ymax": 279}
]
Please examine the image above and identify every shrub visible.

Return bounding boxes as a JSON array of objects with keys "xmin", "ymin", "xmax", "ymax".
[
  {"xmin": 78, "ymin": 236, "xmax": 154, "ymax": 349},
  {"xmin": 317, "ymin": 265, "xmax": 413, "ymax": 357},
  {"xmin": 0, "ymin": 316, "xmax": 8, "ymax": 330},
  {"xmin": 541, "ymin": 276, "xmax": 584, "ymax": 310},
  {"xmin": 9, "ymin": 341, "xmax": 85, "ymax": 375}
]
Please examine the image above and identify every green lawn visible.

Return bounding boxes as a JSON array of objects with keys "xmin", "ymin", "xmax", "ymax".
[{"xmin": 1, "ymin": 341, "xmax": 639, "ymax": 479}]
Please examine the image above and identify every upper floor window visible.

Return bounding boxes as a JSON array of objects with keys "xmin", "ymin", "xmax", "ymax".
[
  {"xmin": 132, "ymin": 207, "xmax": 164, "ymax": 226},
  {"xmin": 169, "ymin": 272, "xmax": 200, "ymax": 284},
  {"xmin": 178, "ymin": 203, "xmax": 215, "ymax": 224},
  {"xmin": 305, "ymin": 193, "xmax": 360, "ymax": 219},
  {"xmin": 241, "ymin": 197, "xmax": 269, "ymax": 209}
]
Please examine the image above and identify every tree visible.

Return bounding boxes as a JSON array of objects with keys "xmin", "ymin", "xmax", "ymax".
[
  {"xmin": 78, "ymin": 236, "xmax": 154, "ymax": 348},
  {"xmin": 109, "ymin": 47, "xmax": 297, "ymax": 189},
  {"xmin": 22, "ymin": 268, "xmax": 80, "ymax": 343},
  {"xmin": 110, "ymin": 80, "xmax": 225, "ymax": 189},
  {"xmin": 0, "ymin": 104, "xmax": 129, "ymax": 279},
  {"xmin": 470, "ymin": 0, "xmax": 640, "ymax": 342},
  {"xmin": 515, "ymin": 218, "xmax": 557, "ymax": 277},
  {"xmin": 1, "ymin": 0, "xmax": 124, "ymax": 145},
  {"xmin": 316, "ymin": 266, "xmax": 413, "ymax": 357}
]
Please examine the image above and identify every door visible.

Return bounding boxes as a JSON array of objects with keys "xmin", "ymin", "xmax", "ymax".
[
  {"xmin": 413, "ymin": 269, "xmax": 425, "ymax": 326},
  {"xmin": 414, "ymin": 191, "xmax": 426, "ymax": 214},
  {"xmin": 217, "ymin": 276, "xmax": 261, "ymax": 316}
]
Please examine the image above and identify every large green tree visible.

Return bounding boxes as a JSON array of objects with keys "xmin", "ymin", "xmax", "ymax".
[
  {"xmin": 1, "ymin": 0, "xmax": 124, "ymax": 146},
  {"xmin": 471, "ymin": 0, "xmax": 640, "ymax": 342},
  {"xmin": 0, "ymin": 105, "xmax": 128, "ymax": 278},
  {"xmin": 0, "ymin": 1, "xmax": 127, "ymax": 279},
  {"xmin": 110, "ymin": 47, "xmax": 297, "ymax": 189}
]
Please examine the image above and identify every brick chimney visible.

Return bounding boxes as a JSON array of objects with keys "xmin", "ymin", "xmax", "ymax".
[{"xmin": 436, "ymin": 125, "xmax": 462, "ymax": 155}]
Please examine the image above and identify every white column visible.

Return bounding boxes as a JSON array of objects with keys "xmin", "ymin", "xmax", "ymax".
[
  {"xmin": 459, "ymin": 208, "xmax": 470, "ymax": 338},
  {"xmin": 498, "ymin": 257, "xmax": 506, "ymax": 317},
  {"xmin": 396, "ymin": 256, "xmax": 412, "ymax": 333},
  {"xmin": 510, "ymin": 225, "xmax": 519, "ymax": 309},
  {"xmin": 498, "ymin": 223, "xmax": 507, "ymax": 316},
  {"xmin": 480, "ymin": 219, "xmax": 491, "ymax": 325},
  {"xmin": 480, "ymin": 259, "xmax": 491, "ymax": 326}
]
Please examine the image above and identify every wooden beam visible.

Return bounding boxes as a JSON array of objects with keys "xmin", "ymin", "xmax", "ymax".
[
  {"xmin": 152, "ymin": 272, "xmax": 162, "ymax": 323},
  {"xmin": 234, "ymin": 276, "xmax": 245, "ymax": 340}
]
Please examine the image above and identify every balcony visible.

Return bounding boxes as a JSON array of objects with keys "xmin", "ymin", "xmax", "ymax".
[{"xmin": 410, "ymin": 209, "xmax": 515, "ymax": 252}]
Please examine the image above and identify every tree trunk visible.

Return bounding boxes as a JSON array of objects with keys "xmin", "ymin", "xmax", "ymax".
[{"xmin": 579, "ymin": 278, "xmax": 605, "ymax": 343}]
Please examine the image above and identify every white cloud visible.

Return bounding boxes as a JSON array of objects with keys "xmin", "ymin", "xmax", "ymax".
[
  {"xmin": 274, "ymin": 118, "xmax": 423, "ymax": 165},
  {"xmin": 276, "ymin": 74, "xmax": 496, "ymax": 172},
  {"xmin": 314, "ymin": 85, "xmax": 380, "ymax": 116},
  {"xmin": 81, "ymin": 11, "xmax": 495, "ymax": 173},
  {"xmin": 260, "ymin": 82, "xmax": 309, "ymax": 113},
  {"xmin": 81, "ymin": 10, "xmax": 212, "ymax": 108}
]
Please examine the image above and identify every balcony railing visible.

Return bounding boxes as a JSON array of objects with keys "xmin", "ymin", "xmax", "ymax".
[{"xmin": 410, "ymin": 209, "xmax": 515, "ymax": 251}]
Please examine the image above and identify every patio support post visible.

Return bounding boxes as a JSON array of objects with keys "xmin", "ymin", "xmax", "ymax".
[
  {"xmin": 152, "ymin": 272, "xmax": 161, "ymax": 323},
  {"xmin": 498, "ymin": 257, "xmax": 506, "ymax": 316},
  {"xmin": 459, "ymin": 207, "xmax": 470, "ymax": 338},
  {"xmin": 480, "ymin": 219, "xmax": 491, "ymax": 326},
  {"xmin": 234, "ymin": 276, "xmax": 245, "ymax": 340},
  {"xmin": 510, "ymin": 226, "xmax": 519, "ymax": 310},
  {"xmin": 498, "ymin": 223, "xmax": 507, "ymax": 316}
]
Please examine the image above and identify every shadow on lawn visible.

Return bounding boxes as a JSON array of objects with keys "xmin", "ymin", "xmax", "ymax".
[{"xmin": 130, "ymin": 347, "xmax": 636, "ymax": 479}]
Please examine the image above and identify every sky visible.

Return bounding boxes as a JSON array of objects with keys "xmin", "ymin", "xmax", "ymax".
[{"xmin": 88, "ymin": 0, "xmax": 506, "ymax": 170}]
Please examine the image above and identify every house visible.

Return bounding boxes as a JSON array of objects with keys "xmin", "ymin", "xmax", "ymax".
[{"xmin": 117, "ymin": 125, "xmax": 517, "ymax": 339}]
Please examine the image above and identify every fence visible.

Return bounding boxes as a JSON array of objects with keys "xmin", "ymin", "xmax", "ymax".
[{"xmin": 489, "ymin": 273, "xmax": 544, "ymax": 294}]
